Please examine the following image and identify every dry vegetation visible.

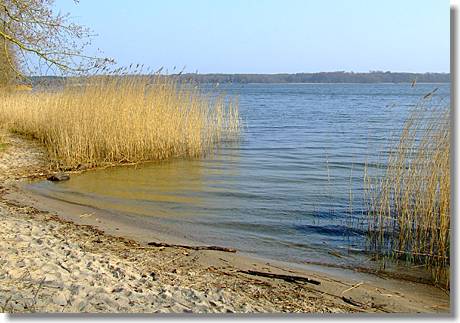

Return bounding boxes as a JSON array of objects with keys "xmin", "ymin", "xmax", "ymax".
[
  {"xmin": 0, "ymin": 37, "xmax": 18, "ymax": 90},
  {"xmin": 365, "ymin": 100, "xmax": 450, "ymax": 288},
  {"xmin": 0, "ymin": 75, "xmax": 239, "ymax": 169},
  {"xmin": 0, "ymin": 133, "xmax": 5, "ymax": 152}
]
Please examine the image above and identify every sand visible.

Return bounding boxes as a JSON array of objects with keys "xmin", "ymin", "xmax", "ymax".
[{"xmin": 0, "ymin": 131, "xmax": 451, "ymax": 313}]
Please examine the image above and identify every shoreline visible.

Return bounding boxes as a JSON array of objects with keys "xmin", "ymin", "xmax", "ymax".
[
  {"xmin": 17, "ymin": 181, "xmax": 441, "ymax": 287},
  {"xmin": 0, "ymin": 131, "xmax": 451, "ymax": 313}
]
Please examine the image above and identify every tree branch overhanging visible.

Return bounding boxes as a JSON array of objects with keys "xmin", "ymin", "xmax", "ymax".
[{"xmin": 0, "ymin": 0, "xmax": 114, "ymax": 84}]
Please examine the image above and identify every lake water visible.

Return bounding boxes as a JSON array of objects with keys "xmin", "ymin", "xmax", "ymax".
[{"xmin": 28, "ymin": 83, "xmax": 450, "ymax": 270}]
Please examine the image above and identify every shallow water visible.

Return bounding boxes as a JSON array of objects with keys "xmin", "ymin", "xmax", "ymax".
[{"xmin": 28, "ymin": 83, "xmax": 450, "ymax": 269}]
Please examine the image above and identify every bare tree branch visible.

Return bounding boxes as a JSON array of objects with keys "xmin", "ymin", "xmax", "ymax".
[{"xmin": 0, "ymin": 0, "xmax": 114, "ymax": 84}]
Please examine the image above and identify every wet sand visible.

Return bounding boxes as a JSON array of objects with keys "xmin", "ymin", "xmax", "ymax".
[{"xmin": 0, "ymin": 131, "xmax": 451, "ymax": 313}]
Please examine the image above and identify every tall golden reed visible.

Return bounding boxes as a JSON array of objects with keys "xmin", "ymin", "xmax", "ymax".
[
  {"xmin": 0, "ymin": 75, "xmax": 239, "ymax": 169},
  {"xmin": 365, "ymin": 100, "xmax": 450, "ymax": 287}
]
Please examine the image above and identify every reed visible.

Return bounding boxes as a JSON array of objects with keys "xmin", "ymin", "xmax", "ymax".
[
  {"xmin": 364, "ymin": 100, "xmax": 450, "ymax": 287},
  {"xmin": 0, "ymin": 75, "xmax": 239, "ymax": 169}
]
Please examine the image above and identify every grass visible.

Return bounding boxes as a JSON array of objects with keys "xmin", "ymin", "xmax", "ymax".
[
  {"xmin": 0, "ymin": 75, "xmax": 240, "ymax": 169},
  {"xmin": 364, "ymin": 99, "xmax": 450, "ymax": 288}
]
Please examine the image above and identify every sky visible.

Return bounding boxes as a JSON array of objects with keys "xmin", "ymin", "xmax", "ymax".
[{"xmin": 54, "ymin": 0, "xmax": 450, "ymax": 74}]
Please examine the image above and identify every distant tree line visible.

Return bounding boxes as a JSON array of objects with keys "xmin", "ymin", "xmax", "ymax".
[
  {"xmin": 30, "ymin": 71, "xmax": 450, "ymax": 87},
  {"xmin": 176, "ymin": 71, "xmax": 450, "ymax": 84}
]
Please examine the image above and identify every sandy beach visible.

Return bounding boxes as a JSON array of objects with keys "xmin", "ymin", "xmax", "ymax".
[{"xmin": 0, "ymin": 131, "xmax": 450, "ymax": 313}]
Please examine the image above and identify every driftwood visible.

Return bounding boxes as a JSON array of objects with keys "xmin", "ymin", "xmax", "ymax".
[
  {"xmin": 341, "ymin": 282, "xmax": 364, "ymax": 295},
  {"xmin": 341, "ymin": 296, "xmax": 363, "ymax": 307},
  {"xmin": 238, "ymin": 270, "xmax": 321, "ymax": 285},
  {"xmin": 47, "ymin": 172, "xmax": 70, "ymax": 182},
  {"xmin": 392, "ymin": 249, "xmax": 449, "ymax": 260},
  {"xmin": 147, "ymin": 241, "xmax": 237, "ymax": 253}
]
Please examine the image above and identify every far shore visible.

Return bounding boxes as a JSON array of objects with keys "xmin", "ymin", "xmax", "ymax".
[{"xmin": 0, "ymin": 130, "xmax": 451, "ymax": 313}]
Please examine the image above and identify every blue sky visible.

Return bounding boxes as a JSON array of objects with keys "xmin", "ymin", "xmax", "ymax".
[{"xmin": 55, "ymin": 0, "xmax": 450, "ymax": 73}]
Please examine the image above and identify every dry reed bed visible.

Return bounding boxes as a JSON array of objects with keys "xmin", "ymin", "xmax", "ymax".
[
  {"xmin": 365, "ymin": 101, "xmax": 450, "ymax": 288},
  {"xmin": 0, "ymin": 76, "xmax": 239, "ymax": 169}
]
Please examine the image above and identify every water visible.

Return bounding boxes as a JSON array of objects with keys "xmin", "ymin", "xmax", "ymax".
[{"xmin": 28, "ymin": 83, "xmax": 450, "ymax": 269}]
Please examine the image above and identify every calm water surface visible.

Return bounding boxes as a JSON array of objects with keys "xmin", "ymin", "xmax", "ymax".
[{"xmin": 29, "ymin": 83, "xmax": 450, "ymax": 269}]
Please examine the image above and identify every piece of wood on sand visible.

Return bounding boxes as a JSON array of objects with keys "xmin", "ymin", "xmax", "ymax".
[
  {"xmin": 238, "ymin": 269, "xmax": 321, "ymax": 285},
  {"xmin": 147, "ymin": 241, "xmax": 237, "ymax": 253}
]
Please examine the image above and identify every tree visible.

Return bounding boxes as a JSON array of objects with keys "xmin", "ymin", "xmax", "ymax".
[
  {"xmin": 0, "ymin": 0, "xmax": 113, "ymax": 83},
  {"xmin": 0, "ymin": 30, "xmax": 17, "ymax": 86}
]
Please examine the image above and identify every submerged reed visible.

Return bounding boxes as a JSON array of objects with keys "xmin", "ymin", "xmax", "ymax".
[
  {"xmin": 364, "ymin": 99, "xmax": 450, "ymax": 287},
  {"xmin": 0, "ymin": 75, "xmax": 239, "ymax": 169}
]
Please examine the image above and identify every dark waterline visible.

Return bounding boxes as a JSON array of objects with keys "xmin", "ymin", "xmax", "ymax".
[{"xmin": 28, "ymin": 83, "xmax": 450, "ymax": 269}]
